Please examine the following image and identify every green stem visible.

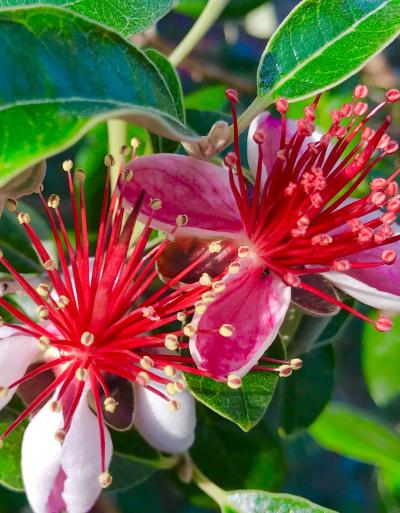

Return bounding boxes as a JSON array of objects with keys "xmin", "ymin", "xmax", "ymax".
[
  {"xmin": 169, "ymin": 0, "xmax": 230, "ymax": 67},
  {"xmin": 192, "ymin": 463, "xmax": 227, "ymax": 507},
  {"xmin": 107, "ymin": 119, "xmax": 127, "ymax": 190}
]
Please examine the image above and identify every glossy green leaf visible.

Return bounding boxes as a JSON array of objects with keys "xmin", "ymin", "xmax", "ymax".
[
  {"xmin": 362, "ymin": 313, "xmax": 400, "ymax": 408},
  {"xmin": 108, "ymin": 455, "xmax": 156, "ymax": 493},
  {"xmin": 0, "ymin": 408, "xmax": 26, "ymax": 491},
  {"xmin": 279, "ymin": 345, "xmax": 334, "ymax": 436},
  {"xmin": 0, "ymin": 0, "xmax": 173, "ymax": 35},
  {"xmin": 256, "ymin": 0, "xmax": 400, "ymax": 107},
  {"xmin": 309, "ymin": 402, "xmax": 400, "ymax": 473},
  {"xmin": 224, "ymin": 490, "xmax": 337, "ymax": 513},
  {"xmin": 175, "ymin": 0, "xmax": 266, "ymax": 19},
  {"xmin": 185, "ymin": 341, "xmax": 285, "ymax": 431},
  {"xmin": 0, "ymin": 6, "xmax": 196, "ymax": 187},
  {"xmin": 192, "ymin": 410, "xmax": 284, "ymax": 493}
]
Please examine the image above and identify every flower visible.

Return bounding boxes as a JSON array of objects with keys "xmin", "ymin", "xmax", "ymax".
[
  {"xmin": 0, "ymin": 154, "xmax": 226, "ymax": 513},
  {"xmin": 120, "ymin": 86, "xmax": 400, "ymax": 380}
]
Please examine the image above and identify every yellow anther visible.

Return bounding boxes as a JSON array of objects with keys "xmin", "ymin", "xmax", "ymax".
[
  {"xmin": 36, "ymin": 305, "xmax": 49, "ymax": 319},
  {"xmin": 165, "ymin": 334, "xmax": 179, "ymax": 351},
  {"xmin": 131, "ymin": 137, "xmax": 140, "ymax": 149},
  {"xmin": 0, "ymin": 438, "xmax": 3, "ymax": 449},
  {"xmin": 0, "ymin": 316, "xmax": 4, "ymax": 327},
  {"xmin": 38, "ymin": 336, "xmax": 51, "ymax": 351},
  {"xmin": 43, "ymin": 259, "xmax": 57, "ymax": 271},
  {"xmin": 120, "ymin": 145, "xmax": 130, "ymax": 156},
  {"xmin": 228, "ymin": 262, "xmax": 240, "ymax": 274},
  {"xmin": 0, "ymin": 250, "xmax": 3, "ymax": 259},
  {"xmin": 98, "ymin": 471, "xmax": 113, "ymax": 489},
  {"xmin": 104, "ymin": 397, "xmax": 118, "ymax": 413},
  {"xmin": 164, "ymin": 365, "xmax": 176, "ymax": 378},
  {"xmin": 74, "ymin": 168, "xmax": 86, "ymax": 182},
  {"xmin": 136, "ymin": 371, "xmax": 150, "ymax": 387},
  {"xmin": 36, "ymin": 283, "xmax": 50, "ymax": 297},
  {"xmin": 209, "ymin": 240, "xmax": 223, "ymax": 253},
  {"xmin": 80, "ymin": 331, "xmax": 94, "ymax": 347},
  {"xmin": 62, "ymin": 159, "xmax": 73, "ymax": 172},
  {"xmin": 183, "ymin": 324, "xmax": 196, "ymax": 337},
  {"xmin": 177, "ymin": 311, "xmax": 187, "ymax": 322},
  {"xmin": 195, "ymin": 300, "xmax": 207, "ymax": 315},
  {"xmin": 168, "ymin": 399, "xmax": 180, "ymax": 412},
  {"xmin": 75, "ymin": 367, "xmax": 89, "ymax": 381},
  {"xmin": 166, "ymin": 382, "xmax": 176, "ymax": 396},
  {"xmin": 54, "ymin": 429, "xmax": 66, "ymax": 443},
  {"xmin": 290, "ymin": 358, "xmax": 303, "ymax": 370},
  {"xmin": 238, "ymin": 246, "xmax": 251, "ymax": 258},
  {"xmin": 57, "ymin": 295, "xmax": 70, "ymax": 308},
  {"xmin": 0, "ymin": 386, "xmax": 9, "ymax": 397},
  {"xmin": 219, "ymin": 324, "xmax": 235, "ymax": 337},
  {"xmin": 176, "ymin": 214, "xmax": 188, "ymax": 227},
  {"xmin": 202, "ymin": 291, "xmax": 216, "ymax": 303},
  {"xmin": 227, "ymin": 374, "xmax": 242, "ymax": 389},
  {"xmin": 140, "ymin": 355, "xmax": 154, "ymax": 370},
  {"xmin": 104, "ymin": 154, "xmax": 115, "ymax": 167},
  {"xmin": 47, "ymin": 194, "xmax": 60, "ymax": 209},
  {"xmin": 278, "ymin": 365, "xmax": 293, "ymax": 377},
  {"xmin": 212, "ymin": 281, "xmax": 226, "ymax": 293},
  {"xmin": 5, "ymin": 199, "xmax": 17, "ymax": 212},
  {"xmin": 150, "ymin": 198, "xmax": 162, "ymax": 210},
  {"xmin": 49, "ymin": 400, "xmax": 61, "ymax": 413},
  {"xmin": 17, "ymin": 212, "xmax": 31, "ymax": 224},
  {"xmin": 174, "ymin": 380, "xmax": 186, "ymax": 393},
  {"xmin": 199, "ymin": 273, "xmax": 212, "ymax": 286},
  {"xmin": 122, "ymin": 168, "xmax": 133, "ymax": 182}
]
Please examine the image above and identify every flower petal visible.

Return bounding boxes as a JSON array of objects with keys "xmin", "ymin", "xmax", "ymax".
[
  {"xmin": 133, "ymin": 374, "xmax": 196, "ymax": 453},
  {"xmin": 21, "ymin": 397, "xmax": 64, "ymax": 513},
  {"xmin": 0, "ymin": 327, "xmax": 39, "ymax": 409},
  {"xmin": 190, "ymin": 262, "xmax": 291, "ymax": 379},
  {"xmin": 61, "ymin": 392, "xmax": 113, "ymax": 513},
  {"xmin": 121, "ymin": 154, "xmax": 244, "ymax": 238},
  {"xmin": 22, "ymin": 391, "xmax": 113, "ymax": 513},
  {"xmin": 324, "ymin": 241, "xmax": 400, "ymax": 310}
]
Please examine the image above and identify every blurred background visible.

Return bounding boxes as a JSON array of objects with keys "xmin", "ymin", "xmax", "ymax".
[{"xmin": 1, "ymin": 1, "xmax": 399, "ymax": 511}]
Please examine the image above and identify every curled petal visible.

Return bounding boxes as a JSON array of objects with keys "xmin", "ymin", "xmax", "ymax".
[
  {"xmin": 121, "ymin": 154, "xmax": 244, "ymax": 238},
  {"xmin": 190, "ymin": 262, "xmax": 291, "ymax": 379},
  {"xmin": 133, "ymin": 374, "xmax": 196, "ymax": 453},
  {"xmin": 0, "ymin": 327, "xmax": 39, "ymax": 409},
  {"xmin": 22, "ymin": 392, "xmax": 113, "ymax": 513}
]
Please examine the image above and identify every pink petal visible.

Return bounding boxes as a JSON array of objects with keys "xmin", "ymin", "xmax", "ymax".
[
  {"xmin": 22, "ymin": 391, "xmax": 113, "ymax": 513},
  {"xmin": 133, "ymin": 371, "xmax": 196, "ymax": 453},
  {"xmin": 0, "ymin": 327, "xmax": 39, "ymax": 409},
  {"xmin": 324, "ymin": 240, "xmax": 400, "ymax": 310},
  {"xmin": 121, "ymin": 154, "xmax": 244, "ymax": 238},
  {"xmin": 189, "ymin": 261, "xmax": 291, "ymax": 379}
]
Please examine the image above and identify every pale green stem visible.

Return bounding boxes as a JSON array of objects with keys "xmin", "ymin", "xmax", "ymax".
[
  {"xmin": 192, "ymin": 463, "xmax": 227, "ymax": 507},
  {"xmin": 107, "ymin": 119, "xmax": 127, "ymax": 190},
  {"xmin": 169, "ymin": 0, "xmax": 231, "ymax": 67}
]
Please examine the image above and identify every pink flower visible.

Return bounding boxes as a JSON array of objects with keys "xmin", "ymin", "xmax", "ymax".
[
  {"xmin": 0, "ymin": 157, "xmax": 219, "ymax": 513},
  {"xmin": 121, "ymin": 87, "xmax": 400, "ymax": 380}
]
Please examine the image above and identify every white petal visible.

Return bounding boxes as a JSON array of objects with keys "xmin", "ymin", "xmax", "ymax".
[
  {"xmin": 324, "ymin": 271, "xmax": 400, "ymax": 311},
  {"xmin": 61, "ymin": 392, "xmax": 113, "ymax": 513},
  {"xmin": 22, "ymin": 399, "xmax": 63, "ymax": 513},
  {"xmin": 133, "ymin": 376, "xmax": 196, "ymax": 453},
  {"xmin": 0, "ymin": 327, "xmax": 38, "ymax": 409}
]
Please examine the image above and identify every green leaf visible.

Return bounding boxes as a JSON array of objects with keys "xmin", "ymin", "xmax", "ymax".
[
  {"xmin": 185, "ymin": 340, "xmax": 285, "ymax": 431},
  {"xmin": 192, "ymin": 410, "xmax": 284, "ymax": 493},
  {"xmin": 0, "ymin": 408, "xmax": 26, "ymax": 491},
  {"xmin": 0, "ymin": 6, "xmax": 196, "ymax": 187},
  {"xmin": 362, "ymin": 313, "xmax": 400, "ymax": 408},
  {"xmin": 224, "ymin": 490, "xmax": 337, "ymax": 513},
  {"xmin": 175, "ymin": 0, "xmax": 267, "ymax": 19},
  {"xmin": 279, "ymin": 345, "xmax": 334, "ymax": 436},
  {"xmin": 309, "ymin": 402, "xmax": 400, "ymax": 473},
  {"xmin": 257, "ymin": 0, "xmax": 400, "ymax": 106},
  {"xmin": 0, "ymin": 0, "xmax": 173, "ymax": 35},
  {"xmin": 185, "ymin": 85, "xmax": 228, "ymax": 112},
  {"xmin": 109, "ymin": 428, "xmax": 179, "ymax": 492}
]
